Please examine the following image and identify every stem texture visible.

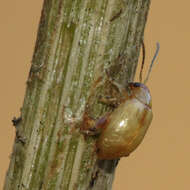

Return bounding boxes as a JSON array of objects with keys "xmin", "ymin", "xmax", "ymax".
[{"xmin": 4, "ymin": 0, "xmax": 150, "ymax": 189}]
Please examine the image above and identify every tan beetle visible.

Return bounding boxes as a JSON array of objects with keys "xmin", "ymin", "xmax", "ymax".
[{"xmin": 95, "ymin": 43, "xmax": 160, "ymax": 160}]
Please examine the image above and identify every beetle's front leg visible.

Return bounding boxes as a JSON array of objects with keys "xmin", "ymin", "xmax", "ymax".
[{"xmin": 98, "ymin": 95, "xmax": 118, "ymax": 108}]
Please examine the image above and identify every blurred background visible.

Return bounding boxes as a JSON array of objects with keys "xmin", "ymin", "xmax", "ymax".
[{"xmin": 0, "ymin": 1, "xmax": 189, "ymax": 189}]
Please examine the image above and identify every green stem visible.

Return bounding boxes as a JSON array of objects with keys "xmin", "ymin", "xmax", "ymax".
[{"xmin": 4, "ymin": 0, "xmax": 150, "ymax": 189}]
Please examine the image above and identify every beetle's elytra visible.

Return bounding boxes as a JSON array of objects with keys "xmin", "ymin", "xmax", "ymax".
[{"xmin": 96, "ymin": 82, "xmax": 153, "ymax": 159}]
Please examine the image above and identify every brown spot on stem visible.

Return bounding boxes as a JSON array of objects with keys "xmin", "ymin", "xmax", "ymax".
[{"xmin": 110, "ymin": 9, "xmax": 122, "ymax": 22}]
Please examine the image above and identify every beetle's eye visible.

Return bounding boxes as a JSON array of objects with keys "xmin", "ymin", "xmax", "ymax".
[{"xmin": 133, "ymin": 82, "xmax": 141, "ymax": 87}]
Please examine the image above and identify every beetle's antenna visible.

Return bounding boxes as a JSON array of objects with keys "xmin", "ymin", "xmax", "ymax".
[
  {"xmin": 144, "ymin": 42, "xmax": 160, "ymax": 84},
  {"xmin": 139, "ymin": 41, "xmax": 145, "ymax": 83}
]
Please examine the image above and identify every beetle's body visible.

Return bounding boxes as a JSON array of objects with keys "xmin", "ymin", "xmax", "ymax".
[
  {"xmin": 96, "ymin": 83, "xmax": 153, "ymax": 160},
  {"xmin": 82, "ymin": 43, "xmax": 159, "ymax": 160}
]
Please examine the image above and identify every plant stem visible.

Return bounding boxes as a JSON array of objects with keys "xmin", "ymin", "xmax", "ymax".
[{"xmin": 4, "ymin": 0, "xmax": 151, "ymax": 189}]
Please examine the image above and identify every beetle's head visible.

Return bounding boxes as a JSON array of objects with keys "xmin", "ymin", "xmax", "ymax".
[
  {"xmin": 128, "ymin": 82, "xmax": 152, "ymax": 108},
  {"xmin": 126, "ymin": 42, "xmax": 160, "ymax": 108}
]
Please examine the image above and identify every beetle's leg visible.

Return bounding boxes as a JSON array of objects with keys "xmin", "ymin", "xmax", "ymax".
[
  {"xmin": 80, "ymin": 112, "xmax": 110, "ymax": 136},
  {"xmin": 94, "ymin": 69, "xmax": 126, "ymax": 108},
  {"xmin": 80, "ymin": 114, "xmax": 97, "ymax": 136},
  {"xmin": 105, "ymin": 70, "xmax": 124, "ymax": 94},
  {"xmin": 98, "ymin": 96, "xmax": 118, "ymax": 108}
]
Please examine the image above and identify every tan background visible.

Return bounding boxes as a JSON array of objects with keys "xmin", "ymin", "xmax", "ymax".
[{"xmin": 0, "ymin": 1, "xmax": 189, "ymax": 189}]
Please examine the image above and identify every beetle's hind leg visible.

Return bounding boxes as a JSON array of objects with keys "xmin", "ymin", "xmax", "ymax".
[{"xmin": 80, "ymin": 112, "xmax": 111, "ymax": 136}]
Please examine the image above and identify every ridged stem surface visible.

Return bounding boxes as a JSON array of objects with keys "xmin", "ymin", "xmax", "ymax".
[{"xmin": 4, "ymin": 0, "xmax": 150, "ymax": 189}]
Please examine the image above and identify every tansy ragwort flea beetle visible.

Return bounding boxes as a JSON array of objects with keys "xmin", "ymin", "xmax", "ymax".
[{"xmin": 93, "ymin": 43, "xmax": 160, "ymax": 160}]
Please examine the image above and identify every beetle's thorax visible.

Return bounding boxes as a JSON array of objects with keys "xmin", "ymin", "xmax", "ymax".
[{"xmin": 128, "ymin": 82, "xmax": 152, "ymax": 108}]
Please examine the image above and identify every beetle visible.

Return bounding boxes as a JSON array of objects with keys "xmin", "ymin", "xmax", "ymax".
[{"xmin": 95, "ymin": 42, "xmax": 160, "ymax": 160}]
